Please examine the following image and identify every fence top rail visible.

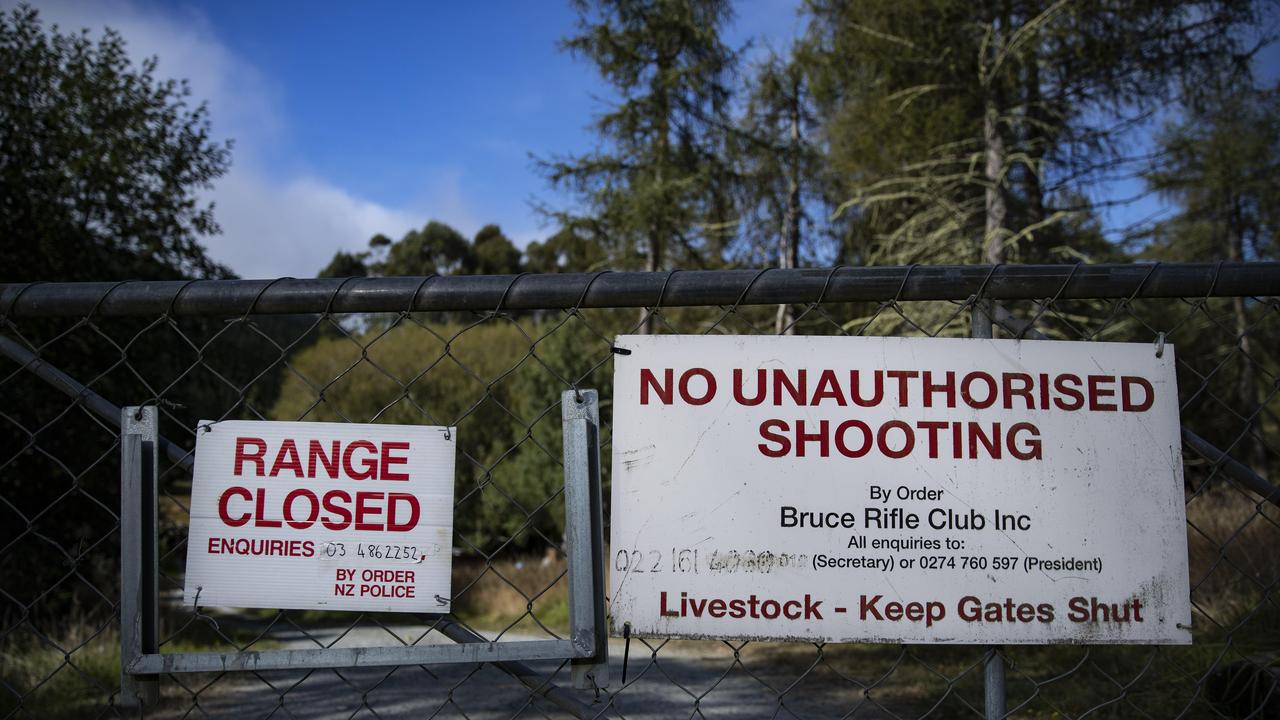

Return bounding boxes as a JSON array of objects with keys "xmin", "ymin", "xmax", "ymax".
[{"xmin": 2, "ymin": 262, "xmax": 1277, "ymax": 318}]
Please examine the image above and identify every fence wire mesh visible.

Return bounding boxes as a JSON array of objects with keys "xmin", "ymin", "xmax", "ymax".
[{"xmin": 1, "ymin": 264, "xmax": 1277, "ymax": 719}]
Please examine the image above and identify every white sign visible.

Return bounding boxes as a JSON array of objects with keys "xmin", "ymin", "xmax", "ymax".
[
  {"xmin": 183, "ymin": 420, "xmax": 455, "ymax": 613},
  {"xmin": 610, "ymin": 335, "xmax": 1191, "ymax": 644}
]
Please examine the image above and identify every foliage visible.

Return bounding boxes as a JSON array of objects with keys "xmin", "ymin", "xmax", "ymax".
[
  {"xmin": 1141, "ymin": 81, "xmax": 1280, "ymax": 478},
  {"xmin": 267, "ymin": 315, "xmax": 615, "ymax": 551},
  {"xmin": 319, "ymin": 222, "xmax": 531, "ymax": 278},
  {"xmin": 524, "ymin": 227, "xmax": 611, "ymax": 272},
  {"xmin": 731, "ymin": 54, "xmax": 829, "ymax": 266},
  {"xmin": 0, "ymin": 5, "xmax": 232, "ymax": 283},
  {"xmin": 537, "ymin": 0, "xmax": 739, "ymax": 274},
  {"xmin": 796, "ymin": 0, "xmax": 1265, "ymax": 267},
  {"xmin": 1143, "ymin": 82, "xmax": 1279, "ymax": 264},
  {"xmin": 468, "ymin": 224, "xmax": 523, "ymax": 275}
]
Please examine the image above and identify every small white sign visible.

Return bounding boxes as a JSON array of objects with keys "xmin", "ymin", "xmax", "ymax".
[
  {"xmin": 610, "ymin": 335, "xmax": 1191, "ymax": 644},
  {"xmin": 183, "ymin": 420, "xmax": 455, "ymax": 613}
]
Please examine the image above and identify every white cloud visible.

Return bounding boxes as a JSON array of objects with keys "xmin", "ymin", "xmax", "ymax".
[
  {"xmin": 18, "ymin": 0, "xmax": 279, "ymax": 143},
  {"xmin": 208, "ymin": 171, "xmax": 424, "ymax": 278},
  {"xmin": 12, "ymin": 0, "xmax": 472, "ymax": 278}
]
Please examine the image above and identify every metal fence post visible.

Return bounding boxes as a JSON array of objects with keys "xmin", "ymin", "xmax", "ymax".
[
  {"xmin": 120, "ymin": 406, "xmax": 159, "ymax": 709},
  {"xmin": 970, "ymin": 301, "xmax": 1007, "ymax": 719},
  {"xmin": 562, "ymin": 389, "xmax": 609, "ymax": 690},
  {"xmin": 984, "ymin": 646, "xmax": 1007, "ymax": 720}
]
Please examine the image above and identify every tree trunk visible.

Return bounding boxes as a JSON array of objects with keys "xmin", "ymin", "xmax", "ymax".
[
  {"xmin": 983, "ymin": 97, "xmax": 1008, "ymax": 265},
  {"xmin": 640, "ymin": 60, "xmax": 673, "ymax": 336},
  {"xmin": 638, "ymin": 230, "xmax": 660, "ymax": 334},
  {"xmin": 776, "ymin": 79, "xmax": 802, "ymax": 335},
  {"xmin": 983, "ymin": 8, "xmax": 1009, "ymax": 267},
  {"xmin": 1227, "ymin": 195, "xmax": 1266, "ymax": 479},
  {"xmin": 1022, "ymin": 47, "xmax": 1046, "ymax": 257}
]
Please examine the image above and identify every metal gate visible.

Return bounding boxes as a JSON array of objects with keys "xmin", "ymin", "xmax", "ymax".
[{"xmin": 2, "ymin": 263, "xmax": 1277, "ymax": 718}]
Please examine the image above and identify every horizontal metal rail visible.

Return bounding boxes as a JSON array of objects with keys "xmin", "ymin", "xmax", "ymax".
[
  {"xmin": 2, "ymin": 262, "xmax": 1277, "ymax": 317},
  {"xmin": 127, "ymin": 638, "xmax": 584, "ymax": 674},
  {"xmin": 0, "ymin": 335, "xmax": 194, "ymax": 471}
]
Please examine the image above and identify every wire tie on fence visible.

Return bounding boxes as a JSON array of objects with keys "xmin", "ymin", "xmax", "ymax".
[
  {"xmin": 621, "ymin": 621, "xmax": 632, "ymax": 684},
  {"xmin": 610, "ymin": 345, "xmax": 632, "ymax": 356},
  {"xmin": 1154, "ymin": 332, "xmax": 1166, "ymax": 358},
  {"xmin": 193, "ymin": 587, "xmax": 220, "ymax": 631}
]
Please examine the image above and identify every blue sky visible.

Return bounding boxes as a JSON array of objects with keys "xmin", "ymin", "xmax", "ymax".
[
  {"xmin": 15, "ymin": 0, "xmax": 805, "ymax": 277},
  {"xmin": 10, "ymin": 1, "xmax": 1276, "ymax": 277}
]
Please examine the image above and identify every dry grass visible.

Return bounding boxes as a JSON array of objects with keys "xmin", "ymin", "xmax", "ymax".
[
  {"xmin": 450, "ymin": 553, "xmax": 570, "ymax": 633},
  {"xmin": 0, "ymin": 615, "xmax": 120, "ymax": 719},
  {"xmin": 0, "ymin": 605, "xmax": 281, "ymax": 718},
  {"xmin": 1186, "ymin": 484, "xmax": 1280, "ymax": 623}
]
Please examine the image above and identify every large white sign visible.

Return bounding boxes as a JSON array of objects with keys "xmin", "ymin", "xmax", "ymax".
[
  {"xmin": 610, "ymin": 335, "xmax": 1191, "ymax": 644},
  {"xmin": 183, "ymin": 420, "xmax": 455, "ymax": 613}
]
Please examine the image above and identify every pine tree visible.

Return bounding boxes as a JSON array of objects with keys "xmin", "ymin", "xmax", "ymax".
[
  {"xmin": 734, "ymin": 54, "xmax": 826, "ymax": 332},
  {"xmin": 1144, "ymin": 80, "xmax": 1278, "ymax": 478},
  {"xmin": 539, "ymin": 0, "xmax": 738, "ymax": 331},
  {"xmin": 798, "ymin": 0, "xmax": 1265, "ymax": 267}
]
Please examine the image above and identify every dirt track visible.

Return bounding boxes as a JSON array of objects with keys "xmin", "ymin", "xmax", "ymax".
[{"xmin": 182, "ymin": 626, "xmax": 912, "ymax": 719}]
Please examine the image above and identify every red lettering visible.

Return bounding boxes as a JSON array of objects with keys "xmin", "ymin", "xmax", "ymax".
[
  {"xmin": 1088, "ymin": 375, "xmax": 1117, "ymax": 411},
  {"xmin": 387, "ymin": 492, "xmax": 420, "ymax": 531},
  {"xmin": 922, "ymin": 371, "xmax": 956, "ymax": 408},
  {"xmin": 885, "ymin": 370, "xmax": 918, "ymax": 406},
  {"xmin": 877, "ymin": 420, "xmax": 915, "ymax": 459},
  {"xmin": 917, "ymin": 421, "xmax": 948, "ymax": 458},
  {"xmin": 850, "ymin": 370, "xmax": 883, "ymax": 407},
  {"xmin": 380, "ymin": 441, "xmax": 410, "ymax": 481},
  {"xmin": 283, "ymin": 488, "xmax": 319, "ymax": 529},
  {"xmin": 794, "ymin": 419, "xmax": 828, "ymax": 458},
  {"xmin": 321, "ymin": 490, "xmax": 353, "ymax": 530},
  {"xmin": 354, "ymin": 491, "xmax": 383, "ymax": 531},
  {"xmin": 233, "ymin": 438, "xmax": 266, "ymax": 476},
  {"xmin": 733, "ymin": 369, "xmax": 766, "ymax": 406},
  {"xmin": 640, "ymin": 368, "xmax": 673, "ymax": 405},
  {"xmin": 1002, "ymin": 373, "xmax": 1034, "ymax": 409},
  {"xmin": 773, "ymin": 369, "xmax": 806, "ymax": 406},
  {"xmin": 270, "ymin": 439, "xmax": 303, "ymax": 477},
  {"xmin": 1053, "ymin": 374, "xmax": 1084, "ymax": 410},
  {"xmin": 308, "ymin": 440, "xmax": 340, "ymax": 478},
  {"xmin": 1122, "ymin": 376, "xmax": 1154, "ymax": 412},
  {"xmin": 758, "ymin": 420, "xmax": 790, "ymax": 457},
  {"xmin": 960, "ymin": 372, "xmax": 997, "ymax": 409},
  {"xmin": 254, "ymin": 488, "xmax": 281, "ymax": 528},
  {"xmin": 811, "ymin": 370, "xmax": 846, "ymax": 406},
  {"xmin": 679, "ymin": 368, "xmax": 716, "ymax": 405},
  {"xmin": 218, "ymin": 486, "xmax": 252, "ymax": 527},
  {"xmin": 1007, "ymin": 422, "xmax": 1042, "ymax": 460},
  {"xmin": 343, "ymin": 440, "xmax": 379, "ymax": 480},
  {"xmin": 834, "ymin": 420, "xmax": 872, "ymax": 458}
]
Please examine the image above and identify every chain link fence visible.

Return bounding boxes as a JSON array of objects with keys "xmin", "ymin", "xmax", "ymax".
[{"xmin": 1, "ymin": 263, "xmax": 1277, "ymax": 719}]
